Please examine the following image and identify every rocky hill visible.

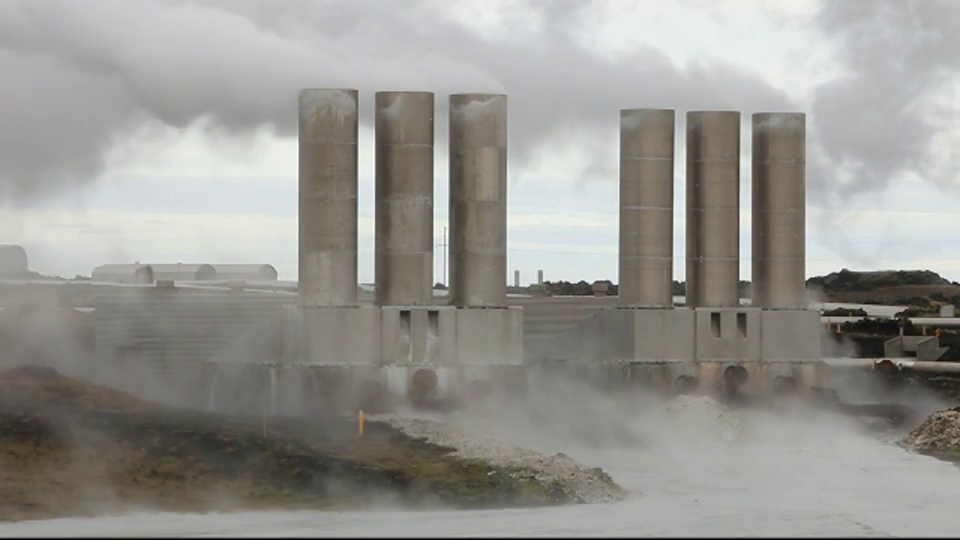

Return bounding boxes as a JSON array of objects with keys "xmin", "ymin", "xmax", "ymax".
[{"xmin": 0, "ymin": 365, "xmax": 625, "ymax": 522}]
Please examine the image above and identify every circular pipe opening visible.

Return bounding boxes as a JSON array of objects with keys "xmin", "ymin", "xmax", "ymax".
[
  {"xmin": 876, "ymin": 359, "xmax": 897, "ymax": 372},
  {"xmin": 675, "ymin": 375, "xmax": 699, "ymax": 395},
  {"xmin": 724, "ymin": 365, "xmax": 749, "ymax": 389},
  {"xmin": 773, "ymin": 375, "xmax": 797, "ymax": 394},
  {"xmin": 410, "ymin": 369, "xmax": 439, "ymax": 399}
]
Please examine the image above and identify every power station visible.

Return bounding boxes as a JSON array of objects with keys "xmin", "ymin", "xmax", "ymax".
[
  {"xmin": 528, "ymin": 110, "xmax": 820, "ymax": 395},
  {"xmin": 200, "ymin": 91, "xmax": 824, "ymax": 414}
]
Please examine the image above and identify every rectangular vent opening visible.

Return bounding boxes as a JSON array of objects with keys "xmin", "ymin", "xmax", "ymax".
[
  {"xmin": 711, "ymin": 312, "xmax": 721, "ymax": 338},
  {"xmin": 428, "ymin": 310, "xmax": 439, "ymax": 339},
  {"xmin": 737, "ymin": 312, "xmax": 747, "ymax": 338},
  {"xmin": 400, "ymin": 310, "xmax": 412, "ymax": 339}
]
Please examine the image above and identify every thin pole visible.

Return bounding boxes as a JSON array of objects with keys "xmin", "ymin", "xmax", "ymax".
[{"xmin": 443, "ymin": 226, "xmax": 447, "ymax": 286}]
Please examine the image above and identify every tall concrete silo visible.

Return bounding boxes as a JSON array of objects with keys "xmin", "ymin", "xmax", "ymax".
[
  {"xmin": 619, "ymin": 109, "xmax": 675, "ymax": 308},
  {"xmin": 298, "ymin": 88, "xmax": 359, "ymax": 307},
  {"xmin": 374, "ymin": 92, "xmax": 435, "ymax": 306},
  {"xmin": 685, "ymin": 111, "xmax": 741, "ymax": 308},
  {"xmin": 751, "ymin": 113, "xmax": 806, "ymax": 309},
  {"xmin": 448, "ymin": 94, "xmax": 508, "ymax": 308}
]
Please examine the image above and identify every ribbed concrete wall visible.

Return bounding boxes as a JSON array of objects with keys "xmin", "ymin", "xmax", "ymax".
[
  {"xmin": 374, "ymin": 92, "xmax": 435, "ymax": 306},
  {"xmin": 619, "ymin": 109, "xmax": 675, "ymax": 308},
  {"xmin": 751, "ymin": 112, "xmax": 806, "ymax": 309},
  {"xmin": 298, "ymin": 89, "xmax": 359, "ymax": 307},
  {"xmin": 685, "ymin": 111, "xmax": 741, "ymax": 308},
  {"xmin": 448, "ymin": 94, "xmax": 508, "ymax": 308}
]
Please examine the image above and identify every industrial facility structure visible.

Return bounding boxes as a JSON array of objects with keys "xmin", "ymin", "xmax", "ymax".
[
  {"xmin": 0, "ymin": 245, "xmax": 29, "ymax": 277},
  {"xmin": 89, "ymin": 91, "xmax": 947, "ymax": 415},
  {"xmin": 92, "ymin": 263, "xmax": 279, "ymax": 284},
  {"xmin": 527, "ymin": 110, "xmax": 821, "ymax": 394}
]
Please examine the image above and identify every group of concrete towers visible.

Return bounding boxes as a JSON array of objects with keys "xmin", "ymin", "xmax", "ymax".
[
  {"xmin": 618, "ymin": 110, "xmax": 806, "ymax": 310},
  {"xmin": 298, "ymin": 89, "xmax": 507, "ymax": 309}
]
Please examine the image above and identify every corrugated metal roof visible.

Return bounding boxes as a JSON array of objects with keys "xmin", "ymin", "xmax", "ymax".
[
  {"xmin": 92, "ymin": 263, "xmax": 152, "ymax": 274},
  {"xmin": 150, "ymin": 263, "xmax": 216, "ymax": 281},
  {"xmin": 210, "ymin": 263, "xmax": 278, "ymax": 281}
]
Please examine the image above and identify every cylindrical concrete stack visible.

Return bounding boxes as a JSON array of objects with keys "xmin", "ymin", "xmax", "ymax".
[
  {"xmin": 619, "ymin": 109, "xmax": 675, "ymax": 308},
  {"xmin": 448, "ymin": 94, "xmax": 508, "ymax": 308},
  {"xmin": 298, "ymin": 88, "xmax": 359, "ymax": 307},
  {"xmin": 374, "ymin": 92, "xmax": 435, "ymax": 306},
  {"xmin": 685, "ymin": 111, "xmax": 741, "ymax": 308},
  {"xmin": 751, "ymin": 113, "xmax": 806, "ymax": 309}
]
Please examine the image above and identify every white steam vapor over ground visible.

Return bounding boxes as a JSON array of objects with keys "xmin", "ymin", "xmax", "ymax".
[{"xmin": 2, "ymin": 374, "xmax": 960, "ymax": 537}]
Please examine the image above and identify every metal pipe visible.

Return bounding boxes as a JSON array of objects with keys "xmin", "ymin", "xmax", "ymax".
[
  {"xmin": 897, "ymin": 360, "xmax": 960, "ymax": 374},
  {"xmin": 298, "ymin": 88, "xmax": 359, "ymax": 307},
  {"xmin": 374, "ymin": 91, "xmax": 435, "ymax": 306},
  {"xmin": 752, "ymin": 113, "xmax": 806, "ymax": 309},
  {"xmin": 619, "ymin": 109, "xmax": 675, "ymax": 308},
  {"xmin": 686, "ymin": 111, "xmax": 741, "ymax": 308},
  {"xmin": 448, "ymin": 94, "xmax": 508, "ymax": 308}
]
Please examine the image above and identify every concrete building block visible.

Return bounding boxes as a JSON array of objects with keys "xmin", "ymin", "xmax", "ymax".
[
  {"xmin": 379, "ymin": 306, "xmax": 457, "ymax": 365},
  {"xmin": 454, "ymin": 307, "xmax": 523, "ymax": 366},
  {"xmin": 598, "ymin": 310, "xmax": 634, "ymax": 361},
  {"xmin": 694, "ymin": 308, "xmax": 762, "ymax": 361},
  {"xmin": 630, "ymin": 308, "xmax": 696, "ymax": 361},
  {"xmin": 300, "ymin": 306, "xmax": 380, "ymax": 365},
  {"xmin": 759, "ymin": 309, "xmax": 820, "ymax": 361},
  {"xmin": 555, "ymin": 311, "xmax": 605, "ymax": 361}
]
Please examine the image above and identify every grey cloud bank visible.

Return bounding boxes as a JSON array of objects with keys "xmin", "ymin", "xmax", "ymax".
[{"xmin": 0, "ymin": 0, "xmax": 957, "ymax": 210}]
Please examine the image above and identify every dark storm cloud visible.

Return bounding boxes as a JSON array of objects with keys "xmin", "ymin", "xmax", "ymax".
[
  {"xmin": 810, "ymin": 0, "xmax": 960, "ymax": 200},
  {"xmin": 0, "ymin": 0, "xmax": 957, "ymax": 208},
  {"xmin": 0, "ymin": 0, "xmax": 791, "ymax": 203}
]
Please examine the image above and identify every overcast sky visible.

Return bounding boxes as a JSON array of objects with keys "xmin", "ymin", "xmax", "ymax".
[{"xmin": 2, "ymin": 0, "xmax": 960, "ymax": 284}]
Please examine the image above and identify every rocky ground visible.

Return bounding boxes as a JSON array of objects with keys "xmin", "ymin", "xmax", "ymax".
[
  {"xmin": 372, "ymin": 415, "xmax": 629, "ymax": 505},
  {"xmin": 0, "ymin": 366, "xmax": 625, "ymax": 522},
  {"xmin": 899, "ymin": 407, "xmax": 960, "ymax": 463}
]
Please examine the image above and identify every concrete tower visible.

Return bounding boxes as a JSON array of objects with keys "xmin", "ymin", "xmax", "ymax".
[
  {"xmin": 751, "ymin": 113, "xmax": 806, "ymax": 309},
  {"xmin": 685, "ymin": 111, "xmax": 741, "ymax": 308},
  {"xmin": 298, "ymin": 88, "xmax": 359, "ymax": 307},
  {"xmin": 619, "ymin": 109, "xmax": 675, "ymax": 308},
  {"xmin": 374, "ymin": 91, "xmax": 435, "ymax": 306},
  {"xmin": 448, "ymin": 94, "xmax": 508, "ymax": 308}
]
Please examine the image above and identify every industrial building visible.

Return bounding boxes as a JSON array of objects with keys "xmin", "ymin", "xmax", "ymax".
[
  {"xmin": 0, "ymin": 245, "xmax": 29, "ymax": 277},
  {"xmin": 89, "ymin": 91, "xmax": 953, "ymax": 415},
  {"xmin": 528, "ymin": 110, "xmax": 820, "ymax": 393},
  {"xmin": 91, "ymin": 263, "xmax": 279, "ymax": 284}
]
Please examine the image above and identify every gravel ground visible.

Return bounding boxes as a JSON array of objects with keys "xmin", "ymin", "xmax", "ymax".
[
  {"xmin": 899, "ymin": 407, "xmax": 960, "ymax": 453},
  {"xmin": 369, "ymin": 414, "xmax": 629, "ymax": 504}
]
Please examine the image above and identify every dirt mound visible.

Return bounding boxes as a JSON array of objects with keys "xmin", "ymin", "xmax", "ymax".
[
  {"xmin": 899, "ymin": 407, "xmax": 960, "ymax": 459},
  {"xmin": 0, "ymin": 365, "xmax": 159, "ymax": 413}
]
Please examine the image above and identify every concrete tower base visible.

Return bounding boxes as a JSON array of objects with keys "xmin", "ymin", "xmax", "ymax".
[
  {"xmin": 528, "ymin": 306, "xmax": 823, "ymax": 394},
  {"xmin": 275, "ymin": 305, "xmax": 524, "ymax": 406}
]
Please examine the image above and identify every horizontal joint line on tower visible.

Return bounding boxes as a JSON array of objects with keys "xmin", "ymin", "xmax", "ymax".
[
  {"xmin": 377, "ymin": 143, "xmax": 433, "ymax": 149},
  {"xmin": 300, "ymin": 140, "xmax": 358, "ymax": 146}
]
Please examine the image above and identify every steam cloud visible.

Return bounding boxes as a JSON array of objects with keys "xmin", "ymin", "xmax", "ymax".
[{"xmin": 0, "ymin": 0, "xmax": 958, "ymax": 211}]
